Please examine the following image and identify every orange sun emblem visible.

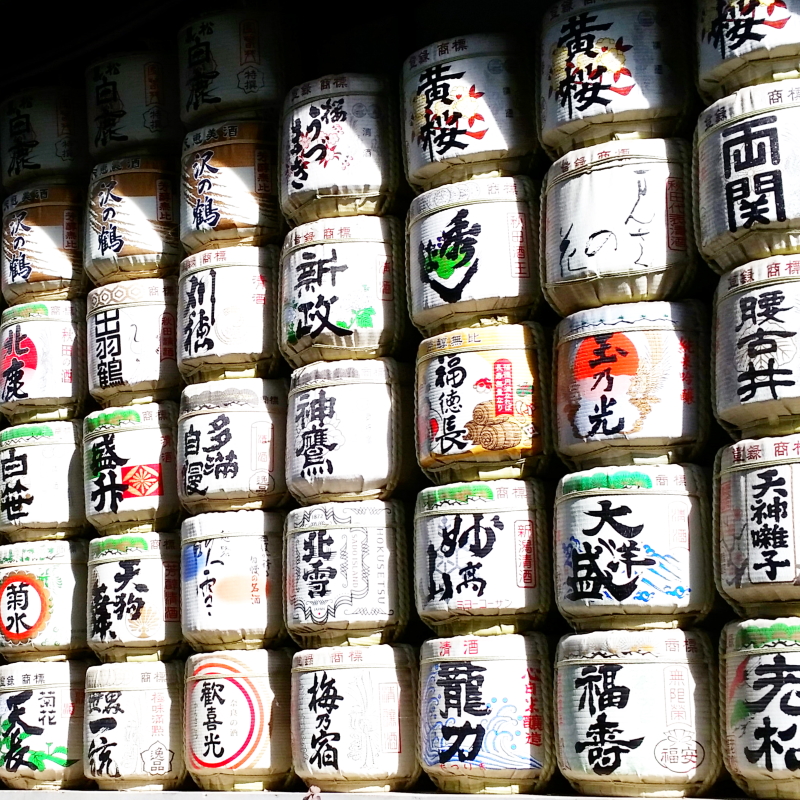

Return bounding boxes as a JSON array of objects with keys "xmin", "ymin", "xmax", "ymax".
[{"xmin": 573, "ymin": 332, "xmax": 639, "ymax": 381}]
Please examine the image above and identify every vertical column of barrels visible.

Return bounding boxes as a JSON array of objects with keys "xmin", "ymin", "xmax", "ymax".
[
  {"xmin": 539, "ymin": 1, "xmax": 721, "ymax": 796},
  {"xmin": 278, "ymin": 72, "xmax": 419, "ymax": 792},
  {"xmin": 0, "ymin": 85, "xmax": 91, "ymax": 789},
  {"xmin": 174, "ymin": 8, "xmax": 294, "ymax": 792},
  {"xmin": 696, "ymin": 3, "xmax": 800, "ymax": 797},
  {"xmin": 401, "ymin": 34, "xmax": 555, "ymax": 794}
]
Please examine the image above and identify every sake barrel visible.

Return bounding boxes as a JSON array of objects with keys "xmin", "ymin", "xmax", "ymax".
[
  {"xmin": 87, "ymin": 532, "xmax": 181, "ymax": 662},
  {"xmin": 698, "ymin": 0, "xmax": 800, "ymax": 102},
  {"xmin": 179, "ymin": 246, "xmax": 280, "ymax": 382},
  {"xmin": 539, "ymin": 0, "xmax": 690, "ymax": 158},
  {"xmin": 416, "ymin": 323, "xmax": 551, "ymax": 483},
  {"xmin": 696, "ymin": 79, "xmax": 800, "ymax": 272},
  {"xmin": 280, "ymin": 216, "xmax": 405, "ymax": 366},
  {"xmin": 714, "ymin": 257, "xmax": 800, "ymax": 437},
  {"xmin": 408, "ymin": 177, "xmax": 540, "ymax": 335},
  {"xmin": 415, "ymin": 479, "xmax": 550, "ymax": 636},
  {"xmin": 0, "ymin": 300, "xmax": 87, "ymax": 424},
  {"xmin": 715, "ymin": 434, "xmax": 800, "ymax": 616},
  {"xmin": 401, "ymin": 34, "xmax": 537, "ymax": 190},
  {"xmin": 292, "ymin": 644, "xmax": 419, "ymax": 791},
  {"xmin": 285, "ymin": 500, "xmax": 408, "ymax": 647},
  {"xmin": 287, "ymin": 359, "xmax": 413, "ymax": 504},
  {"xmin": 1, "ymin": 85, "xmax": 86, "ymax": 192},
  {"xmin": 0, "ymin": 421, "xmax": 85, "ymax": 542},
  {"xmin": 87, "ymin": 278, "xmax": 181, "ymax": 406},
  {"xmin": 86, "ymin": 51, "xmax": 181, "ymax": 160},
  {"xmin": 541, "ymin": 139, "xmax": 695, "ymax": 316},
  {"xmin": 0, "ymin": 540, "xmax": 87, "ymax": 662},
  {"xmin": 280, "ymin": 74, "xmax": 400, "ymax": 223},
  {"xmin": 556, "ymin": 629, "xmax": 721, "ymax": 796},
  {"xmin": 555, "ymin": 301, "xmax": 708, "ymax": 468},
  {"xmin": 178, "ymin": 9, "xmax": 283, "ymax": 128},
  {"xmin": 0, "ymin": 660, "xmax": 89, "ymax": 789},
  {"xmin": 554, "ymin": 464, "xmax": 712, "ymax": 630},
  {"xmin": 185, "ymin": 649, "xmax": 292, "ymax": 790},
  {"xmin": 180, "ymin": 121, "xmax": 282, "ymax": 254},
  {"xmin": 181, "ymin": 510, "xmax": 284, "ymax": 651},
  {"xmin": 722, "ymin": 618, "xmax": 800, "ymax": 798},
  {"xmin": 84, "ymin": 660, "xmax": 185, "ymax": 790},
  {"xmin": 2, "ymin": 186, "xmax": 85, "ymax": 304},
  {"xmin": 83, "ymin": 402, "xmax": 180, "ymax": 536},
  {"xmin": 419, "ymin": 633, "xmax": 555, "ymax": 793},
  {"xmin": 85, "ymin": 157, "xmax": 181, "ymax": 285},
  {"xmin": 178, "ymin": 378, "xmax": 288, "ymax": 512}
]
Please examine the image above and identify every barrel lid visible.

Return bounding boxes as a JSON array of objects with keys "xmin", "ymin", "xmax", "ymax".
[
  {"xmin": 0, "ymin": 420, "xmax": 82, "ymax": 449},
  {"xmin": 403, "ymin": 33, "xmax": 521, "ymax": 79},
  {"xmin": 409, "ymin": 176, "xmax": 534, "ymax": 225},
  {"xmin": 724, "ymin": 618, "xmax": 800, "ymax": 654},
  {"xmin": 0, "ymin": 539, "xmax": 88, "ymax": 567},
  {"xmin": 1, "ymin": 299, "xmax": 84, "ymax": 327},
  {"xmin": 287, "ymin": 499, "xmax": 402, "ymax": 535},
  {"xmin": 418, "ymin": 321, "xmax": 540, "ymax": 361},
  {"xmin": 187, "ymin": 648, "xmax": 291, "ymax": 678},
  {"xmin": 420, "ymin": 632, "xmax": 547, "ymax": 663},
  {"xmin": 90, "ymin": 155, "xmax": 174, "ymax": 181},
  {"xmin": 88, "ymin": 277, "xmax": 178, "ymax": 312},
  {"xmin": 281, "ymin": 215, "xmax": 398, "ymax": 257},
  {"xmin": 556, "ymin": 629, "xmax": 710, "ymax": 664},
  {"xmin": 416, "ymin": 479, "xmax": 542, "ymax": 517},
  {"xmin": 86, "ymin": 660, "xmax": 182, "ymax": 690},
  {"xmin": 0, "ymin": 659, "xmax": 89, "ymax": 689},
  {"xmin": 181, "ymin": 509, "xmax": 285, "ymax": 543},
  {"xmin": 716, "ymin": 255, "xmax": 800, "ymax": 303},
  {"xmin": 180, "ymin": 378, "xmax": 287, "ymax": 417},
  {"xmin": 292, "ymin": 643, "xmax": 416, "ymax": 671},
  {"xmin": 85, "ymin": 402, "xmax": 178, "ymax": 436},
  {"xmin": 2, "ymin": 185, "xmax": 82, "ymax": 214},
  {"xmin": 89, "ymin": 532, "xmax": 180, "ymax": 564},
  {"xmin": 182, "ymin": 120, "xmax": 270, "ymax": 153},
  {"xmin": 289, "ymin": 358, "xmax": 396, "ymax": 395},
  {"xmin": 180, "ymin": 245, "xmax": 278, "ymax": 276},
  {"xmin": 284, "ymin": 73, "xmax": 388, "ymax": 113},
  {"xmin": 718, "ymin": 434, "xmax": 800, "ymax": 473},
  {"xmin": 556, "ymin": 464, "xmax": 704, "ymax": 502}
]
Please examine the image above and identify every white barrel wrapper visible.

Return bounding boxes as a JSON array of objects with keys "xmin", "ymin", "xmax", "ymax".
[
  {"xmin": 401, "ymin": 34, "xmax": 537, "ymax": 190},
  {"xmin": 555, "ymin": 465, "xmax": 712, "ymax": 630},
  {"xmin": 716, "ymin": 434, "xmax": 800, "ymax": 615},
  {"xmin": 556, "ymin": 629, "xmax": 721, "ymax": 796},
  {"xmin": 185, "ymin": 649, "xmax": 292, "ymax": 790},
  {"xmin": 696, "ymin": 79, "xmax": 800, "ymax": 272},
  {"xmin": 181, "ymin": 510, "xmax": 285, "ymax": 651},
  {"xmin": 181, "ymin": 121, "xmax": 282, "ymax": 254},
  {"xmin": 416, "ymin": 323, "xmax": 552, "ymax": 483},
  {"xmin": 280, "ymin": 74, "xmax": 400, "ymax": 224},
  {"xmin": 279, "ymin": 216, "xmax": 405, "ymax": 367},
  {"xmin": 0, "ymin": 300, "xmax": 87, "ymax": 424},
  {"xmin": 0, "ymin": 421, "xmax": 85, "ymax": 542},
  {"xmin": 87, "ymin": 278, "xmax": 180, "ymax": 407},
  {"xmin": 539, "ymin": 0, "xmax": 690, "ymax": 158},
  {"xmin": 419, "ymin": 633, "xmax": 554, "ymax": 793},
  {"xmin": 85, "ymin": 157, "xmax": 181, "ymax": 285},
  {"xmin": 542, "ymin": 139, "xmax": 695, "ymax": 316},
  {"xmin": 83, "ymin": 402, "xmax": 180, "ymax": 535},
  {"xmin": 86, "ymin": 52, "xmax": 181, "ymax": 160},
  {"xmin": 408, "ymin": 177, "xmax": 540, "ymax": 335},
  {"xmin": 87, "ymin": 532, "xmax": 181, "ymax": 662},
  {"xmin": 0, "ymin": 540, "xmax": 87, "ymax": 662},
  {"xmin": 1, "ymin": 85, "xmax": 86, "ymax": 192},
  {"xmin": 178, "ymin": 378, "xmax": 288, "ymax": 513},
  {"xmin": 415, "ymin": 479, "xmax": 550, "ymax": 635},
  {"xmin": 714, "ymin": 257, "xmax": 800, "ymax": 437},
  {"xmin": 698, "ymin": 0, "xmax": 800, "ymax": 101},
  {"xmin": 285, "ymin": 500, "xmax": 408, "ymax": 647},
  {"xmin": 555, "ymin": 301, "xmax": 708, "ymax": 468},
  {"xmin": 723, "ymin": 618, "xmax": 800, "ymax": 798},
  {"xmin": 2, "ymin": 186, "xmax": 85, "ymax": 304},
  {"xmin": 292, "ymin": 644, "xmax": 420, "ymax": 791},
  {"xmin": 179, "ymin": 246, "xmax": 280, "ymax": 382},
  {"xmin": 0, "ymin": 660, "xmax": 88, "ymax": 789},
  {"xmin": 287, "ymin": 358, "xmax": 412, "ymax": 504},
  {"xmin": 83, "ymin": 660, "xmax": 185, "ymax": 790},
  {"xmin": 178, "ymin": 10, "xmax": 283, "ymax": 128}
]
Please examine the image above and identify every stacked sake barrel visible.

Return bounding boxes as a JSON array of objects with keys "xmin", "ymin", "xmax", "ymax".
[
  {"xmin": 538, "ymin": 1, "xmax": 721, "ymax": 795},
  {"xmin": 277, "ymin": 70, "xmax": 420, "ymax": 792},
  {"xmin": 401, "ymin": 33, "xmax": 557, "ymax": 794},
  {"xmin": 695, "ymin": 3, "xmax": 800, "ymax": 796}
]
